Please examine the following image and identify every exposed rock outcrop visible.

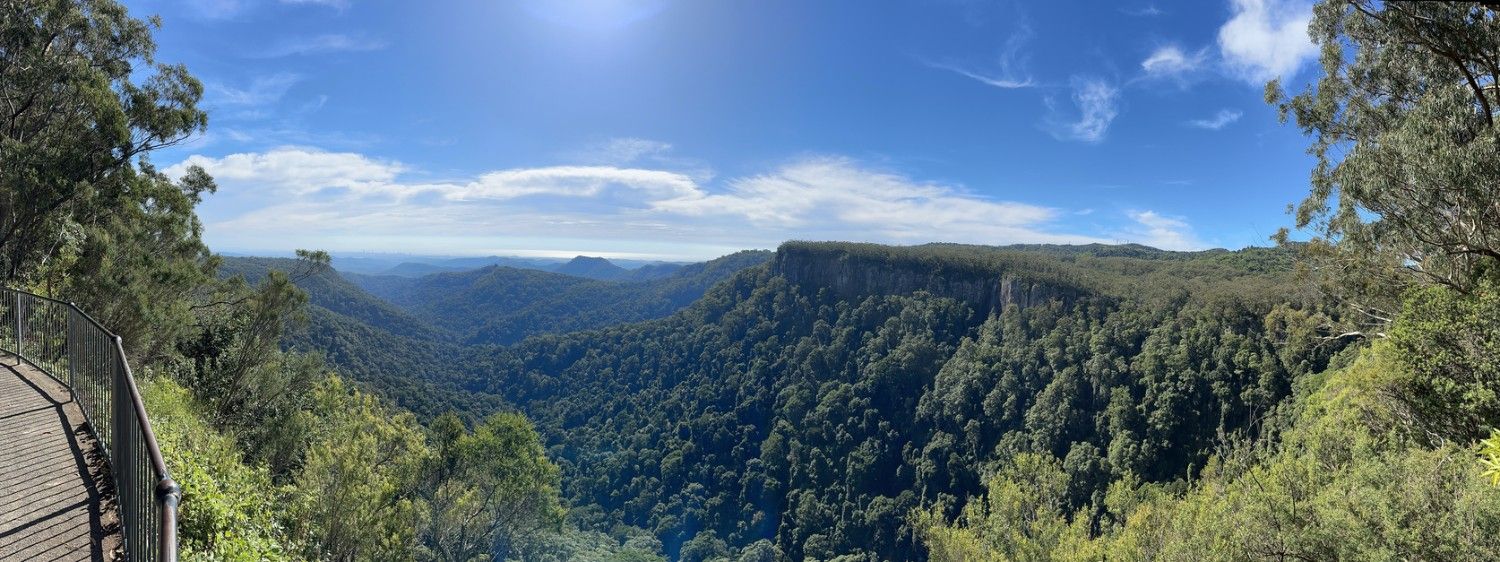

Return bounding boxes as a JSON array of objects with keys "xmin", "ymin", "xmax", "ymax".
[{"xmin": 773, "ymin": 244, "xmax": 1080, "ymax": 316}]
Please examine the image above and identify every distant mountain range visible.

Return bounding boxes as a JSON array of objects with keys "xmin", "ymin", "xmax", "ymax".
[
  {"xmin": 341, "ymin": 251, "xmax": 771, "ymax": 345},
  {"xmin": 324, "ymin": 252, "xmax": 689, "ymax": 280}
]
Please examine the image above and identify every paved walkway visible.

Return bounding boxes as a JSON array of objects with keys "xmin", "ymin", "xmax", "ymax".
[{"xmin": 0, "ymin": 356, "xmax": 121, "ymax": 561}]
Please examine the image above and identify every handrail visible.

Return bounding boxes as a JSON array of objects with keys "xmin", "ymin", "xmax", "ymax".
[{"xmin": 2, "ymin": 287, "xmax": 180, "ymax": 562}]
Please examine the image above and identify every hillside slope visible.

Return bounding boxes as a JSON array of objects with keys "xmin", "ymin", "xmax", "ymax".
[
  {"xmin": 349, "ymin": 250, "xmax": 774, "ymax": 345},
  {"xmin": 552, "ymin": 256, "xmax": 629, "ymax": 280},
  {"xmin": 219, "ymin": 257, "xmax": 446, "ymax": 341},
  {"xmin": 218, "ymin": 257, "xmax": 503, "ymax": 418}
]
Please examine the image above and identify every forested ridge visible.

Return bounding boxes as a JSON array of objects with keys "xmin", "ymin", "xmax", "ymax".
[
  {"xmin": 438, "ymin": 241, "xmax": 1339, "ymax": 560},
  {"xmin": 5, "ymin": 0, "xmax": 1500, "ymax": 561},
  {"xmin": 214, "ymin": 251, "xmax": 776, "ymax": 420},
  {"xmin": 219, "ymin": 234, "xmax": 1340, "ymax": 560},
  {"xmin": 343, "ymin": 250, "xmax": 772, "ymax": 346}
]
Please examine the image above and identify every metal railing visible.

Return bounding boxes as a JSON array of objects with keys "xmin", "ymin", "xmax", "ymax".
[{"xmin": 1, "ymin": 287, "xmax": 179, "ymax": 562}]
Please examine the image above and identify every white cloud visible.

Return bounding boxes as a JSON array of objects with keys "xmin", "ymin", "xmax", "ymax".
[
  {"xmin": 1217, "ymin": 0, "xmax": 1317, "ymax": 84},
  {"xmin": 1187, "ymin": 109, "xmax": 1243, "ymax": 130},
  {"xmin": 258, "ymin": 34, "xmax": 385, "ymax": 57},
  {"xmin": 1123, "ymin": 210, "xmax": 1205, "ymax": 250},
  {"xmin": 650, "ymin": 158, "xmax": 1088, "ymax": 245},
  {"xmin": 168, "ymin": 148, "xmax": 698, "ymax": 202},
  {"xmin": 1141, "ymin": 45, "xmax": 1207, "ymax": 78},
  {"xmin": 458, "ymin": 166, "xmax": 701, "ymax": 201},
  {"xmin": 925, "ymin": 26, "xmax": 1036, "ymax": 89},
  {"xmin": 1048, "ymin": 77, "xmax": 1119, "ymax": 143},
  {"xmin": 168, "ymin": 149, "xmax": 1114, "ymax": 255},
  {"xmin": 209, "ymin": 73, "xmax": 301, "ymax": 106},
  {"xmin": 167, "ymin": 147, "xmax": 406, "ymax": 195}
]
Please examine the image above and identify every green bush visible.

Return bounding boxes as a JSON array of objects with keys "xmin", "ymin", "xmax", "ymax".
[{"xmin": 142, "ymin": 376, "xmax": 297, "ymax": 561}]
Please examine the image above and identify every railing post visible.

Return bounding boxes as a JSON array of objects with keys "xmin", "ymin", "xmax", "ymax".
[
  {"xmin": 158, "ymin": 478, "xmax": 181, "ymax": 562},
  {"xmin": 66, "ymin": 304, "xmax": 76, "ymax": 391},
  {"xmin": 13, "ymin": 290, "xmax": 22, "ymax": 357}
]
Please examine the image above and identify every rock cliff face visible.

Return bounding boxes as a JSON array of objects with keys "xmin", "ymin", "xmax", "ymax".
[{"xmin": 772, "ymin": 245, "xmax": 1080, "ymax": 317}]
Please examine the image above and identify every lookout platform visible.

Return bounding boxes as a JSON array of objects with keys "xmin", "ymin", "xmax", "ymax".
[{"xmin": 0, "ymin": 356, "xmax": 121, "ymax": 561}]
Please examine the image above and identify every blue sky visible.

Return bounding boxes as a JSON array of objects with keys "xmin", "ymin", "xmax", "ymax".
[{"xmin": 133, "ymin": 0, "xmax": 1321, "ymax": 260}]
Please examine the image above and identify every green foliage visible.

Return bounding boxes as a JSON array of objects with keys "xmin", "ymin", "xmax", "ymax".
[
  {"xmin": 176, "ymin": 265, "xmax": 324, "ymax": 474},
  {"xmin": 920, "ymin": 344, "xmax": 1500, "ymax": 561},
  {"xmin": 290, "ymin": 376, "xmax": 428, "ymax": 561},
  {"xmin": 509, "ymin": 526, "xmax": 667, "ymax": 562},
  {"xmin": 147, "ymin": 359, "xmax": 577, "ymax": 562},
  {"xmin": 45, "ymin": 162, "xmax": 218, "ymax": 362},
  {"xmin": 420, "ymin": 411, "xmax": 565, "ymax": 561},
  {"xmin": 142, "ymin": 376, "xmax": 296, "ymax": 561},
  {"xmin": 1481, "ymin": 431, "xmax": 1500, "ymax": 487},
  {"xmin": 0, "ymin": 0, "xmax": 207, "ymax": 281},
  {"xmin": 1387, "ymin": 281, "xmax": 1500, "ymax": 444},
  {"xmin": 1271, "ymin": 1, "xmax": 1500, "ymax": 324},
  {"xmin": 915, "ymin": 453, "xmax": 1088, "ymax": 562}
]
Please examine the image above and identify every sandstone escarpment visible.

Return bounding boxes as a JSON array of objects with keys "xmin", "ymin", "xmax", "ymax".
[{"xmin": 773, "ymin": 243, "xmax": 1081, "ymax": 316}]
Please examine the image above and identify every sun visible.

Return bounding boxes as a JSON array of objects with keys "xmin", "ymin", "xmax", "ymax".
[{"xmin": 518, "ymin": 0, "xmax": 670, "ymax": 31}]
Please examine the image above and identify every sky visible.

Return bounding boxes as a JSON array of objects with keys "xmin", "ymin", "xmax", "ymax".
[{"xmin": 129, "ymin": 0, "xmax": 1323, "ymax": 261}]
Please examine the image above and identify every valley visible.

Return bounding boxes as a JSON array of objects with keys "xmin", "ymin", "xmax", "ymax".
[{"xmin": 245, "ymin": 241, "xmax": 1349, "ymax": 560}]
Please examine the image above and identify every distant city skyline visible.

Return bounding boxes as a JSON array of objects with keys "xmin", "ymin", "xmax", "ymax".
[{"xmin": 129, "ymin": 0, "xmax": 1322, "ymax": 260}]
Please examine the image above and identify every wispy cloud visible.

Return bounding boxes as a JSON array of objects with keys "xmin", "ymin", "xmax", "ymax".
[
  {"xmin": 924, "ymin": 61, "xmax": 1035, "ymax": 89},
  {"xmin": 1187, "ymin": 109, "xmax": 1243, "ymax": 130},
  {"xmin": 299, "ymin": 95, "xmax": 330, "ymax": 113},
  {"xmin": 177, "ymin": 0, "xmax": 246, "ymax": 19},
  {"xmin": 1141, "ymin": 45, "xmax": 1207, "ymax": 78},
  {"xmin": 651, "ymin": 158, "xmax": 1075, "ymax": 241},
  {"xmin": 167, "ymin": 149, "xmax": 1117, "ymax": 255},
  {"xmin": 1122, "ymin": 210, "xmax": 1205, "ymax": 250},
  {"xmin": 209, "ymin": 73, "xmax": 301, "ymax": 107},
  {"xmin": 1121, "ymin": 5, "xmax": 1164, "ymax": 17},
  {"xmin": 574, "ymin": 138, "xmax": 674, "ymax": 165},
  {"xmin": 1217, "ymin": 0, "xmax": 1316, "ymax": 84},
  {"xmin": 281, "ymin": 0, "xmax": 350, "ymax": 11},
  {"xmin": 924, "ymin": 25, "xmax": 1036, "ymax": 90},
  {"xmin": 188, "ymin": 125, "xmax": 383, "ymax": 151},
  {"xmin": 1046, "ymin": 77, "xmax": 1119, "ymax": 143},
  {"xmin": 257, "ymin": 34, "xmax": 385, "ymax": 58},
  {"xmin": 458, "ymin": 166, "xmax": 702, "ymax": 202}
]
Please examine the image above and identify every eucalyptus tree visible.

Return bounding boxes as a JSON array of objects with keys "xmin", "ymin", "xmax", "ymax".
[
  {"xmin": 1272, "ymin": 1, "xmax": 1500, "ymax": 333},
  {"xmin": 0, "ymin": 0, "xmax": 208, "ymax": 281}
]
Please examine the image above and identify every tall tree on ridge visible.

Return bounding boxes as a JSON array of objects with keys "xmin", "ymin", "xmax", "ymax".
[
  {"xmin": 1272, "ymin": 0, "xmax": 1500, "ymax": 335},
  {"xmin": 0, "ymin": 0, "xmax": 208, "ymax": 281}
]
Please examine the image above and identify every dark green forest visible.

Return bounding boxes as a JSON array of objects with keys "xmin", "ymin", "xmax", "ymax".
[
  {"xmin": 5, "ymin": 0, "xmax": 1500, "ymax": 561},
  {"xmin": 296, "ymin": 241, "xmax": 1342, "ymax": 560}
]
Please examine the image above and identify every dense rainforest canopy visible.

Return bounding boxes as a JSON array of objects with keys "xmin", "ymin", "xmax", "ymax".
[{"xmin": 4, "ymin": 0, "xmax": 1500, "ymax": 561}]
